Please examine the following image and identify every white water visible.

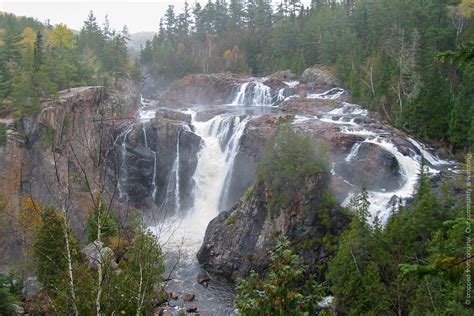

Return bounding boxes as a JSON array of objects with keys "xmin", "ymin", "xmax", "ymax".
[
  {"xmin": 231, "ymin": 79, "xmax": 273, "ymax": 106},
  {"xmin": 307, "ymin": 88, "xmax": 345, "ymax": 100},
  {"xmin": 407, "ymin": 137, "xmax": 451, "ymax": 166},
  {"xmin": 345, "ymin": 142, "xmax": 362, "ymax": 162},
  {"xmin": 231, "ymin": 82, "xmax": 250, "ymax": 105},
  {"xmin": 117, "ymin": 125, "xmax": 133, "ymax": 200},
  {"xmin": 251, "ymin": 81, "xmax": 273, "ymax": 106},
  {"xmin": 365, "ymin": 137, "xmax": 421, "ymax": 223},
  {"xmin": 153, "ymin": 112, "xmax": 249, "ymax": 254},
  {"xmin": 292, "ymin": 88, "xmax": 455, "ymax": 223}
]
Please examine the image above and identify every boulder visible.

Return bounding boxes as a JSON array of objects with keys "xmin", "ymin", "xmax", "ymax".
[
  {"xmin": 197, "ymin": 271, "xmax": 211, "ymax": 285},
  {"xmin": 82, "ymin": 240, "xmax": 118, "ymax": 270},
  {"xmin": 182, "ymin": 293, "xmax": 195, "ymax": 302},
  {"xmin": 333, "ymin": 142, "xmax": 401, "ymax": 191},
  {"xmin": 268, "ymin": 69, "xmax": 296, "ymax": 81},
  {"xmin": 155, "ymin": 109, "xmax": 191, "ymax": 123},
  {"xmin": 300, "ymin": 65, "xmax": 341, "ymax": 87}
]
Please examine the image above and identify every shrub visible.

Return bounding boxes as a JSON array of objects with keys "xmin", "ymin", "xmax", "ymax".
[
  {"xmin": 86, "ymin": 202, "xmax": 118, "ymax": 243},
  {"xmin": 234, "ymin": 238, "xmax": 324, "ymax": 315},
  {"xmin": 256, "ymin": 124, "xmax": 329, "ymax": 215}
]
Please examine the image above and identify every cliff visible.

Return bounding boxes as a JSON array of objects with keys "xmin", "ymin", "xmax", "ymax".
[
  {"xmin": 0, "ymin": 79, "xmax": 140, "ymax": 271},
  {"xmin": 197, "ymin": 170, "xmax": 350, "ymax": 279}
]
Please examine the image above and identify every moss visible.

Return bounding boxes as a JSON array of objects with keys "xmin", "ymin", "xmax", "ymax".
[
  {"xmin": 0, "ymin": 124, "xmax": 6, "ymax": 146},
  {"xmin": 256, "ymin": 124, "xmax": 330, "ymax": 216},
  {"xmin": 243, "ymin": 185, "xmax": 254, "ymax": 200},
  {"xmin": 226, "ymin": 215, "xmax": 236, "ymax": 225},
  {"xmin": 40, "ymin": 126, "xmax": 55, "ymax": 148}
]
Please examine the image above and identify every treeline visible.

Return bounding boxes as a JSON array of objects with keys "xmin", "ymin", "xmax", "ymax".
[
  {"xmin": 0, "ymin": 12, "xmax": 137, "ymax": 115},
  {"xmin": 140, "ymin": 0, "xmax": 473, "ymax": 151}
]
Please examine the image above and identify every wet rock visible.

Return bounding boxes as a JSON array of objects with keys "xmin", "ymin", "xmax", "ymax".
[
  {"xmin": 186, "ymin": 303, "xmax": 198, "ymax": 313},
  {"xmin": 268, "ymin": 69, "xmax": 296, "ymax": 81},
  {"xmin": 156, "ymin": 109, "xmax": 192, "ymax": 123},
  {"xmin": 197, "ymin": 272, "xmax": 211, "ymax": 285},
  {"xmin": 182, "ymin": 293, "xmax": 195, "ymax": 302},
  {"xmin": 263, "ymin": 77, "xmax": 287, "ymax": 90},
  {"xmin": 167, "ymin": 291, "xmax": 179, "ymax": 300},
  {"xmin": 333, "ymin": 142, "xmax": 401, "ymax": 191}
]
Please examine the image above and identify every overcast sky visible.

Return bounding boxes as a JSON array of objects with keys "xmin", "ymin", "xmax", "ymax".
[{"xmin": 1, "ymin": 0, "xmax": 312, "ymax": 34}]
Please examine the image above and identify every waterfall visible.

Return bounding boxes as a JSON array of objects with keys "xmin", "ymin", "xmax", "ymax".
[
  {"xmin": 231, "ymin": 79, "xmax": 273, "ymax": 106},
  {"xmin": 407, "ymin": 137, "xmax": 451, "ymax": 166},
  {"xmin": 307, "ymin": 88, "xmax": 345, "ymax": 100},
  {"xmin": 231, "ymin": 82, "xmax": 250, "ymax": 105},
  {"xmin": 174, "ymin": 130, "xmax": 181, "ymax": 212},
  {"xmin": 345, "ymin": 142, "xmax": 362, "ymax": 162},
  {"xmin": 251, "ymin": 81, "xmax": 272, "ymax": 106},
  {"xmin": 154, "ymin": 112, "xmax": 249, "ymax": 253},
  {"xmin": 219, "ymin": 116, "xmax": 250, "ymax": 210},
  {"xmin": 293, "ymin": 94, "xmax": 456, "ymax": 224},
  {"xmin": 117, "ymin": 125, "xmax": 134, "ymax": 201}
]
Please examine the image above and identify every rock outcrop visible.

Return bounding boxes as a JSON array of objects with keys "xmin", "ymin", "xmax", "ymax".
[
  {"xmin": 197, "ymin": 171, "xmax": 350, "ymax": 279},
  {"xmin": 300, "ymin": 65, "xmax": 341, "ymax": 87},
  {"xmin": 114, "ymin": 109, "xmax": 201, "ymax": 213},
  {"xmin": 160, "ymin": 73, "xmax": 247, "ymax": 107},
  {"xmin": 0, "ymin": 79, "xmax": 140, "ymax": 271}
]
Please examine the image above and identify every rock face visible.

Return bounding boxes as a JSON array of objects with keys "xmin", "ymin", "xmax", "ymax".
[
  {"xmin": 333, "ymin": 142, "xmax": 401, "ymax": 191},
  {"xmin": 0, "ymin": 79, "xmax": 140, "ymax": 271},
  {"xmin": 197, "ymin": 172, "xmax": 350, "ymax": 279},
  {"xmin": 160, "ymin": 73, "xmax": 247, "ymax": 107},
  {"xmin": 115, "ymin": 110, "xmax": 201, "ymax": 213}
]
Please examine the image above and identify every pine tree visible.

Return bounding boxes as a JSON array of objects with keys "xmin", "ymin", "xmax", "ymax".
[{"xmin": 33, "ymin": 31, "xmax": 43, "ymax": 71}]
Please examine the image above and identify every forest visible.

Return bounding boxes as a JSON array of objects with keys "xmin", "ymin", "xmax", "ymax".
[{"xmin": 140, "ymin": 0, "xmax": 474, "ymax": 151}]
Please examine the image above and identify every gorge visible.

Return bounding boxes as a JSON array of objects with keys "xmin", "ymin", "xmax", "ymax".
[
  {"xmin": 104, "ymin": 67, "xmax": 456, "ymax": 313},
  {"xmin": 0, "ymin": 65, "xmax": 462, "ymax": 315}
]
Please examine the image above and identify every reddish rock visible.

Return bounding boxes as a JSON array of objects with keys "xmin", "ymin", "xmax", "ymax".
[{"xmin": 182, "ymin": 293, "xmax": 195, "ymax": 302}]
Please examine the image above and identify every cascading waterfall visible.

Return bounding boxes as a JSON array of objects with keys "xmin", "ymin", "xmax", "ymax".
[
  {"xmin": 293, "ymin": 88, "xmax": 454, "ymax": 223},
  {"xmin": 231, "ymin": 79, "xmax": 273, "ymax": 106},
  {"xmin": 171, "ymin": 123, "xmax": 192, "ymax": 213},
  {"xmin": 345, "ymin": 142, "xmax": 362, "ymax": 162},
  {"xmin": 251, "ymin": 81, "xmax": 273, "ymax": 106},
  {"xmin": 155, "ymin": 111, "xmax": 250, "ymax": 253},
  {"xmin": 117, "ymin": 125, "xmax": 134, "ymax": 201},
  {"xmin": 231, "ymin": 82, "xmax": 250, "ymax": 105}
]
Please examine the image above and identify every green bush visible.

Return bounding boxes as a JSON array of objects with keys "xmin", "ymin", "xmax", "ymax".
[
  {"xmin": 234, "ymin": 238, "xmax": 324, "ymax": 315},
  {"xmin": 256, "ymin": 124, "xmax": 329, "ymax": 215},
  {"xmin": 0, "ymin": 274, "xmax": 20, "ymax": 315}
]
